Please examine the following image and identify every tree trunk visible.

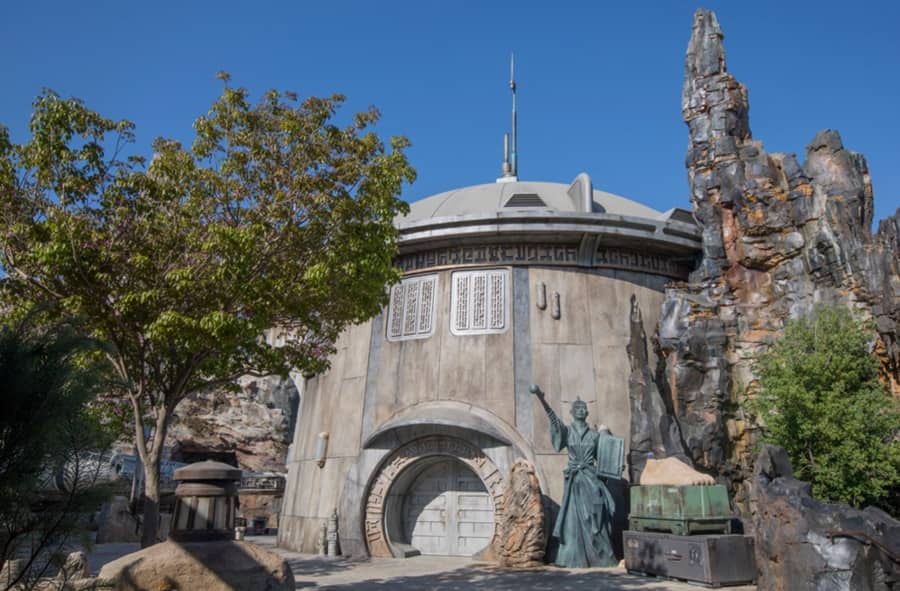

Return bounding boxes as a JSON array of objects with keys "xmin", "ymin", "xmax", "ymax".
[
  {"xmin": 134, "ymin": 403, "xmax": 172, "ymax": 548},
  {"xmin": 140, "ymin": 453, "xmax": 161, "ymax": 547}
]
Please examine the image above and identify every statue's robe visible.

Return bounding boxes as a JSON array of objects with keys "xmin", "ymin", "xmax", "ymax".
[{"xmin": 550, "ymin": 419, "xmax": 617, "ymax": 567}]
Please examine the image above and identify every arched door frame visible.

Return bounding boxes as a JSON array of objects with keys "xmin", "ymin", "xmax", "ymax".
[{"xmin": 363, "ymin": 435, "xmax": 504, "ymax": 558}]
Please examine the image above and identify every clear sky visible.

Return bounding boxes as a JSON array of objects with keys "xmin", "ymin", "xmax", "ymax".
[{"xmin": 2, "ymin": 1, "xmax": 898, "ymax": 224}]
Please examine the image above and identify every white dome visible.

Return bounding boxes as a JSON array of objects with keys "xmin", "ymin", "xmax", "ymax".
[{"xmin": 400, "ymin": 180, "xmax": 665, "ymax": 224}]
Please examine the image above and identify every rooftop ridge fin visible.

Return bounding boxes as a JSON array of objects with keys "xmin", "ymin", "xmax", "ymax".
[{"xmin": 566, "ymin": 173, "xmax": 594, "ymax": 213}]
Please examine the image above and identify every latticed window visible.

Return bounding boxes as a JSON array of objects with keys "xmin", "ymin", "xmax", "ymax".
[
  {"xmin": 386, "ymin": 274, "xmax": 438, "ymax": 342},
  {"xmin": 450, "ymin": 269, "xmax": 509, "ymax": 335}
]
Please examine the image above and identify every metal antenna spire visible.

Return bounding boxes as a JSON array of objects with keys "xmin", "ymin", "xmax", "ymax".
[
  {"xmin": 497, "ymin": 53, "xmax": 519, "ymax": 183},
  {"xmin": 510, "ymin": 52, "xmax": 518, "ymax": 178}
]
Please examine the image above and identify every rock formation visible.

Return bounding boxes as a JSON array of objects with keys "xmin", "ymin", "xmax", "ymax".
[
  {"xmin": 627, "ymin": 295, "xmax": 693, "ymax": 481},
  {"xmin": 167, "ymin": 375, "xmax": 299, "ymax": 473},
  {"xmin": 93, "ymin": 540, "xmax": 294, "ymax": 591},
  {"xmin": 493, "ymin": 459, "xmax": 545, "ymax": 568},
  {"xmin": 751, "ymin": 445, "xmax": 899, "ymax": 590},
  {"xmin": 656, "ymin": 8, "xmax": 900, "ymax": 508},
  {"xmin": 54, "ymin": 551, "xmax": 89, "ymax": 586}
]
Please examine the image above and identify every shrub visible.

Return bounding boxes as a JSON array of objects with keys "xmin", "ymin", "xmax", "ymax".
[{"xmin": 752, "ymin": 305, "xmax": 900, "ymax": 513}]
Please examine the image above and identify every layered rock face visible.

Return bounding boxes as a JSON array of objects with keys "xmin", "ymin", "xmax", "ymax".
[
  {"xmin": 627, "ymin": 295, "xmax": 691, "ymax": 481},
  {"xmin": 493, "ymin": 459, "xmax": 546, "ymax": 568},
  {"xmin": 751, "ymin": 445, "xmax": 899, "ymax": 590},
  {"xmin": 657, "ymin": 9, "xmax": 900, "ymax": 508},
  {"xmin": 167, "ymin": 375, "xmax": 299, "ymax": 473}
]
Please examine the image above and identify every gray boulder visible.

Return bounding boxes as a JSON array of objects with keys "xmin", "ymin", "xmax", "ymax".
[{"xmin": 751, "ymin": 445, "xmax": 899, "ymax": 590}]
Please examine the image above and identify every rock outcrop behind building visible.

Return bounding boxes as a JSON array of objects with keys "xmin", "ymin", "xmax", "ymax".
[
  {"xmin": 654, "ymin": 9, "xmax": 900, "ymax": 509},
  {"xmin": 167, "ymin": 375, "xmax": 299, "ymax": 473}
]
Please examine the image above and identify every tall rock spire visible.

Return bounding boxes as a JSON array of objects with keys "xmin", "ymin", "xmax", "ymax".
[
  {"xmin": 681, "ymin": 9, "xmax": 750, "ymax": 280},
  {"xmin": 684, "ymin": 9, "xmax": 726, "ymax": 80},
  {"xmin": 649, "ymin": 8, "xmax": 900, "ymax": 521}
]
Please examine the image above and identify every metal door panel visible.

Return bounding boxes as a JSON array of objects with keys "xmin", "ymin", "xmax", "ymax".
[{"xmin": 402, "ymin": 459, "xmax": 494, "ymax": 556}]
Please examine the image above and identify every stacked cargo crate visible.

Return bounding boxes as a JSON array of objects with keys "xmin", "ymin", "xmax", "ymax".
[{"xmin": 624, "ymin": 484, "xmax": 757, "ymax": 587}]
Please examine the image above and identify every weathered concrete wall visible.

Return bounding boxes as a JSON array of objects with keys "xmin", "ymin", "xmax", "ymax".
[
  {"xmin": 280, "ymin": 264, "xmax": 669, "ymax": 554},
  {"xmin": 279, "ymin": 319, "xmax": 372, "ymax": 551},
  {"xmin": 528, "ymin": 267, "xmax": 667, "ymax": 502}
]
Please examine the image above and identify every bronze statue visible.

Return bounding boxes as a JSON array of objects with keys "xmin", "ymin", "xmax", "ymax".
[{"xmin": 530, "ymin": 384, "xmax": 617, "ymax": 567}]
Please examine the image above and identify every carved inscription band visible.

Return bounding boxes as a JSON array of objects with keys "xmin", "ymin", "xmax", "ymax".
[
  {"xmin": 398, "ymin": 243, "xmax": 692, "ymax": 279},
  {"xmin": 364, "ymin": 436, "xmax": 505, "ymax": 558}
]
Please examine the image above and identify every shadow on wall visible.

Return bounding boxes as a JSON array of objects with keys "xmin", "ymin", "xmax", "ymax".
[{"xmin": 605, "ymin": 477, "xmax": 630, "ymax": 560}]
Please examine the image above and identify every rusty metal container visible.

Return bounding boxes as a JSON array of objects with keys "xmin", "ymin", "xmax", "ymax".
[{"xmin": 624, "ymin": 530, "xmax": 757, "ymax": 587}]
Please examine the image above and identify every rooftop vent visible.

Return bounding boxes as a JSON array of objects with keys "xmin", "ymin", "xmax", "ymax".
[{"xmin": 504, "ymin": 193, "xmax": 546, "ymax": 207}]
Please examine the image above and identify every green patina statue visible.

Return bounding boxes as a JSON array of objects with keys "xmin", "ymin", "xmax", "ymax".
[{"xmin": 530, "ymin": 384, "xmax": 618, "ymax": 568}]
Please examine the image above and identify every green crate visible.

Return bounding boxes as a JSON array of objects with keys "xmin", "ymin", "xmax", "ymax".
[{"xmin": 629, "ymin": 485, "xmax": 733, "ymax": 536}]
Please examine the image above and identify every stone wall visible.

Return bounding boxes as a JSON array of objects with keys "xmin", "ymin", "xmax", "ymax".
[{"xmin": 658, "ymin": 9, "xmax": 900, "ymax": 509}]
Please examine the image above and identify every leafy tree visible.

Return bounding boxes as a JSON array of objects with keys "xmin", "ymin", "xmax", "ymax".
[
  {"xmin": 0, "ymin": 77, "xmax": 415, "ymax": 546},
  {"xmin": 0, "ymin": 315, "xmax": 114, "ymax": 589},
  {"xmin": 751, "ymin": 305, "xmax": 900, "ymax": 512}
]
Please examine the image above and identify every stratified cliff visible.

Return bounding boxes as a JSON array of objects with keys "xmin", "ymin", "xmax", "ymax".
[
  {"xmin": 167, "ymin": 374, "xmax": 299, "ymax": 473},
  {"xmin": 656, "ymin": 9, "xmax": 900, "ymax": 508}
]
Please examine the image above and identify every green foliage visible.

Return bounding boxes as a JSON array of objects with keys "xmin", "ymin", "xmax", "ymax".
[
  {"xmin": 0, "ymin": 85, "xmax": 414, "ymax": 386},
  {"xmin": 0, "ymin": 315, "xmax": 115, "ymax": 586},
  {"xmin": 751, "ymin": 305, "xmax": 900, "ymax": 512},
  {"xmin": 0, "ymin": 79, "xmax": 415, "ymax": 543}
]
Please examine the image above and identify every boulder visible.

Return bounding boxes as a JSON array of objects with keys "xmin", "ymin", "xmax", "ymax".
[
  {"xmin": 492, "ymin": 459, "xmax": 545, "ymax": 567},
  {"xmin": 751, "ymin": 445, "xmax": 899, "ymax": 590},
  {"xmin": 95, "ymin": 540, "xmax": 294, "ymax": 591},
  {"xmin": 1, "ymin": 559, "xmax": 25, "ymax": 590},
  {"xmin": 55, "ymin": 551, "xmax": 89, "ymax": 583}
]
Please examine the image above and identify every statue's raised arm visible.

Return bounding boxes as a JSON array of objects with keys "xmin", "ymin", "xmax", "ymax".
[
  {"xmin": 529, "ymin": 383, "xmax": 567, "ymax": 452},
  {"xmin": 529, "ymin": 384, "xmax": 561, "ymax": 427}
]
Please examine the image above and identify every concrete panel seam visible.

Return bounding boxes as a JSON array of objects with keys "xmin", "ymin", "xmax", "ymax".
[
  {"xmin": 513, "ymin": 266, "xmax": 534, "ymax": 441},
  {"xmin": 360, "ymin": 312, "xmax": 384, "ymax": 445}
]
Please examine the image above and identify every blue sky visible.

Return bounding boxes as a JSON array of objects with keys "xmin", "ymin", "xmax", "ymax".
[{"xmin": 2, "ymin": 1, "xmax": 898, "ymax": 224}]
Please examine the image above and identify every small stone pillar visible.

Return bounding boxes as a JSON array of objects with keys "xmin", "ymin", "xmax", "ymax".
[
  {"xmin": 170, "ymin": 460, "xmax": 242, "ymax": 542},
  {"xmin": 326, "ymin": 508, "xmax": 339, "ymax": 556}
]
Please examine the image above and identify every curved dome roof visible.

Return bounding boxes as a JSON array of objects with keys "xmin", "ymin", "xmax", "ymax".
[{"xmin": 400, "ymin": 180, "xmax": 665, "ymax": 224}]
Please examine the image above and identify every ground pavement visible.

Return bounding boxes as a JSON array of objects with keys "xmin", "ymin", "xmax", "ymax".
[{"xmin": 86, "ymin": 536, "xmax": 757, "ymax": 591}]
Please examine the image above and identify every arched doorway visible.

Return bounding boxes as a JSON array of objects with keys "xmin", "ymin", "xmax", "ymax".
[
  {"xmin": 363, "ymin": 435, "xmax": 504, "ymax": 558},
  {"xmin": 401, "ymin": 458, "xmax": 494, "ymax": 556}
]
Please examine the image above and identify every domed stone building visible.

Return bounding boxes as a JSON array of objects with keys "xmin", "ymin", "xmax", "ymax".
[{"xmin": 277, "ymin": 169, "xmax": 701, "ymax": 558}]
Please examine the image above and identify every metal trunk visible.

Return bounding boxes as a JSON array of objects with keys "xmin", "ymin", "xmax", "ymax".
[
  {"xmin": 629, "ymin": 484, "xmax": 733, "ymax": 535},
  {"xmin": 624, "ymin": 531, "xmax": 757, "ymax": 587}
]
